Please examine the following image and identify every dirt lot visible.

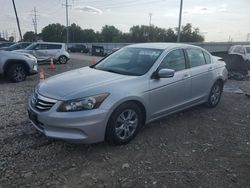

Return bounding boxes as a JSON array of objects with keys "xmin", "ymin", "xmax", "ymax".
[{"xmin": 0, "ymin": 53, "xmax": 250, "ymax": 188}]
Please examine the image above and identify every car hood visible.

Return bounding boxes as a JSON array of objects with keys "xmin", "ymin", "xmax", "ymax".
[
  {"xmin": 37, "ymin": 67, "xmax": 129, "ymax": 100},
  {"xmin": 0, "ymin": 47, "xmax": 10, "ymax": 51},
  {"xmin": 15, "ymin": 49, "xmax": 30, "ymax": 53},
  {"xmin": 0, "ymin": 50, "xmax": 29, "ymax": 58}
]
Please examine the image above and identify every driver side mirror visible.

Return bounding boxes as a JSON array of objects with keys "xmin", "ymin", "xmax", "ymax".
[{"xmin": 152, "ymin": 68, "xmax": 175, "ymax": 79}]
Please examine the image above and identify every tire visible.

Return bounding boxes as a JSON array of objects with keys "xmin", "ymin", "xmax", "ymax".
[
  {"xmin": 58, "ymin": 55, "xmax": 68, "ymax": 64},
  {"xmin": 206, "ymin": 81, "xmax": 223, "ymax": 108},
  {"xmin": 106, "ymin": 102, "xmax": 143, "ymax": 145},
  {"xmin": 7, "ymin": 64, "xmax": 27, "ymax": 82}
]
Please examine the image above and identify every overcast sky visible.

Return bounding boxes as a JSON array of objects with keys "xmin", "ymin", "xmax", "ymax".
[{"xmin": 0, "ymin": 0, "xmax": 249, "ymax": 42}]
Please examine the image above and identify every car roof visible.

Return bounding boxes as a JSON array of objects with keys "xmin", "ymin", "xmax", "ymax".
[
  {"xmin": 127, "ymin": 43, "xmax": 200, "ymax": 50},
  {"xmin": 35, "ymin": 42, "xmax": 65, "ymax": 45}
]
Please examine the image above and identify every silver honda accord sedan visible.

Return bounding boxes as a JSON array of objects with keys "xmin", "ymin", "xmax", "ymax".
[{"xmin": 28, "ymin": 43, "xmax": 228, "ymax": 145}]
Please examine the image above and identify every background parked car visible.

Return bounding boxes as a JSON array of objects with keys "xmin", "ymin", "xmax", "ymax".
[
  {"xmin": 67, "ymin": 44, "xmax": 89, "ymax": 53},
  {"xmin": 0, "ymin": 42, "xmax": 15, "ymax": 49},
  {"xmin": 229, "ymin": 45, "xmax": 250, "ymax": 65},
  {"xmin": 17, "ymin": 42, "xmax": 70, "ymax": 64},
  {"xmin": 0, "ymin": 42, "xmax": 32, "ymax": 51},
  {"xmin": 91, "ymin": 45, "xmax": 105, "ymax": 56},
  {"xmin": 0, "ymin": 50, "xmax": 38, "ymax": 82}
]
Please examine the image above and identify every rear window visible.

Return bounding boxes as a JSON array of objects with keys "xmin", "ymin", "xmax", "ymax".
[
  {"xmin": 47, "ymin": 44, "xmax": 62, "ymax": 50},
  {"xmin": 203, "ymin": 51, "xmax": 211, "ymax": 64}
]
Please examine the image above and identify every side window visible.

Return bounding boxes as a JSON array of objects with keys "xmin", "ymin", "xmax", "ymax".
[
  {"xmin": 203, "ymin": 51, "xmax": 211, "ymax": 64},
  {"xmin": 158, "ymin": 49, "xmax": 186, "ymax": 71},
  {"xmin": 39, "ymin": 44, "xmax": 47, "ymax": 50},
  {"xmin": 47, "ymin": 44, "xmax": 62, "ymax": 49},
  {"xmin": 186, "ymin": 48, "xmax": 206, "ymax": 68},
  {"xmin": 239, "ymin": 47, "xmax": 245, "ymax": 54},
  {"xmin": 246, "ymin": 47, "xmax": 250, "ymax": 53},
  {"xmin": 233, "ymin": 46, "xmax": 240, "ymax": 53}
]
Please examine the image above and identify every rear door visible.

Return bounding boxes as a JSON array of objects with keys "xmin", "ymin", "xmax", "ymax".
[
  {"xmin": 47, "ymin": 44, "xmax": 62, "ymax": 59},
  {"xmin": 185, "ymin": 48, "xmax": 216, "ymax": 102},
  {"xmin": 149, "ymin": 49, "xmax": 192, "ymax": 118}
]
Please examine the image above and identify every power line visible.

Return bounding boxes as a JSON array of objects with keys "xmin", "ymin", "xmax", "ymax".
[{"xmin": 74, "ymin": 0, "xmax": 164, "ymax": 10}]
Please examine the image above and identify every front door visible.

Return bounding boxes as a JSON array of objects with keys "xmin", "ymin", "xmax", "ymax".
[{"xmin": 149, "ymin": 49, "xmax": 192, "ymax": 119}]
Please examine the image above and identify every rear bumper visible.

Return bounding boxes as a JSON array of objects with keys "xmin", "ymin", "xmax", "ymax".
[{"xmin": 27, "ymin": 99, "xmax": 109, "ymax": 144}]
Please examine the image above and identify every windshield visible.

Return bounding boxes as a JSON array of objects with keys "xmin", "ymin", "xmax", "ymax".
[
  {"xmin": 94, "ymin": 47, "xmax": 163, "ymax": 76},
  {"xmin": 8, "ymin": 43, "xmax": 20, "ymax": 50},
  {"xmin": 25, "ymin": 43, "xmax": 36, "ymax": 50},
  {"xmin": 246, "ymin": 47, "xmax": 250, "ymax": 53}
]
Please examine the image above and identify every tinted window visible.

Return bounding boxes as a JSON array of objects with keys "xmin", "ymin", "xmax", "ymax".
[
  {"xmin": 186, "ymin": 48, "xmax": 206, "ymax": 67},
  {"xmin": 238, "ymin": 47, "xmax": 245, "ymax": 54},
  {"xmin": 21, "ymin": 43, "xmax": 31, "ymax": 48},
  {"xmin": 47, "ymin": 44, "xmax": 62, "ymax": 49},
  {"xmin": 35, "ymin": 44, "xmax": 47, "ymax": 50},
  {"xmin": 233, "ymin": 46, "xmax": 241, "ymax": 53},
  {"xmin": 159, "ymin": 49, "xmax": 186, "ymax": 71},
  {"xmin": 203, "ymin": 51, "xmax": 211, "ymax": 64},
  {"xmin": 246, "ymin": 47, "xmax": 250, "ymax": 53}
]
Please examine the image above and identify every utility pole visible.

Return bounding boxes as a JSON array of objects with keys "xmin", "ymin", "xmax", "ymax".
[
  {"xmin": 177, "ymin": 0, "xmax": 183, "ymax": 43},
  {"xmin": 5, "ymin": 31, "xmax": 8, "ymax": 40},
  {"xmin": 247, "ymin": 33, "xmax": 250, "ymax": 42},
  {"xmin": 32, "ymin": 7, "xmax": 39, "ymax": 35},
  {"xmin": 12, "ymin": 0, "xmax": 22, "ymax": 41},
  {"xmin": 62, "ymin": 0, "xmax": 71, "ymax": 44},
  {"xmin": 149, "ymin": 13, "xmax": 152, "ymax": 27}
]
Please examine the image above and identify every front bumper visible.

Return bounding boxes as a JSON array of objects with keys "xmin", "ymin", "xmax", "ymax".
[
  {"xmin": 27, "ymin": 98, "xmax": 109, "ymax": 144},
  {"xmin": 28, "ymin": 59, "xmax": 38, "ymax": 75}
]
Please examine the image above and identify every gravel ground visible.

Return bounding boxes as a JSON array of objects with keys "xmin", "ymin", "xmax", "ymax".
[{"xmin": 0, "ymin": 54, "xmax": 250, "ymax": 188}]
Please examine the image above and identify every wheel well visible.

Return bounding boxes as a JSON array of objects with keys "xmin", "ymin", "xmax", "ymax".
[
  {"xmin": 58, "ymin": 55, "xmax": 68, "ymax": 60},
  {"xmin": 215, "ymin": 78, "xmax": 224, "ymax": 88},
  {"xmin": 121, "ymin": 100, "xmax": 147, "ymax": 125},
  {"xmin": 3, "ymin": 60, "xmax": 29, "ymax": 75}
]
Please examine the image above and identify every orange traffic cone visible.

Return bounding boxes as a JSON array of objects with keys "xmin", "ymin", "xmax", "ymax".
[
  {"xmin": 39, "ymin": 68, "xmax": 45, "ymax": 81},
  {"xmin": 91, "ymin": 56, "xmax": 96, "ymax": 65},
  {"xmin": 49, "ymin": 58, "xmax": 55, "ymax": 69}
]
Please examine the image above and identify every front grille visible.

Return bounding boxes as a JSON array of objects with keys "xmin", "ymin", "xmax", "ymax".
[{"xmin": 31, "ymin": 91, "xmax": 57, "ymax": 111}]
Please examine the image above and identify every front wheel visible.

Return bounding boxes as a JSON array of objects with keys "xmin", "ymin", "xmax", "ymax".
[
  {"xmin": 7, "ymin": 64, "xmax": 27, "ymax": 82},
  {"xmin": 206, "ymin": 81, "xmax": 223, "ymax": 108},
  {"xmin": 106, "ymin": 102, "xmax": 143, "ymax": 145},
  {"xmin": 58, "ymin": 56, "xmax": 68, "ymax": 64}
]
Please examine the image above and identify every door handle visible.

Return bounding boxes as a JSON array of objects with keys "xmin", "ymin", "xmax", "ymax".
[
  {"xmin": 208, "ymin": 66, "xmax": 213, "ymax": 71},
  {"xmin": 183, "ymin": 74, "xmax": 191, "ymax": 79}
]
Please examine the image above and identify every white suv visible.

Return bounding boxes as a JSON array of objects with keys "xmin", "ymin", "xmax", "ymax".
[
  {"xmin": 229, "ymin": 45, "xmax": 250, "ymax": 64},
  {"xmin": 17, "ymin": 42, "xmax": 70, "ymax": 64}
]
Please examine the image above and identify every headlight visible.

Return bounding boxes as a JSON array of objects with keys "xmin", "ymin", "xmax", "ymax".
[{"xmin": 58, "ymin": 93, "xmax": 109, "ymax": 112}]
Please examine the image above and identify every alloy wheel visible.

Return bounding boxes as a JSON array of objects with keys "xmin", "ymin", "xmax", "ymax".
[
  {"xmin": 210, "ymin": 84, "xmax": 221, "ymax": 105},
  {"xmin": 115, "ymin": 109, "xmax": 138, "ymax": 140}
]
